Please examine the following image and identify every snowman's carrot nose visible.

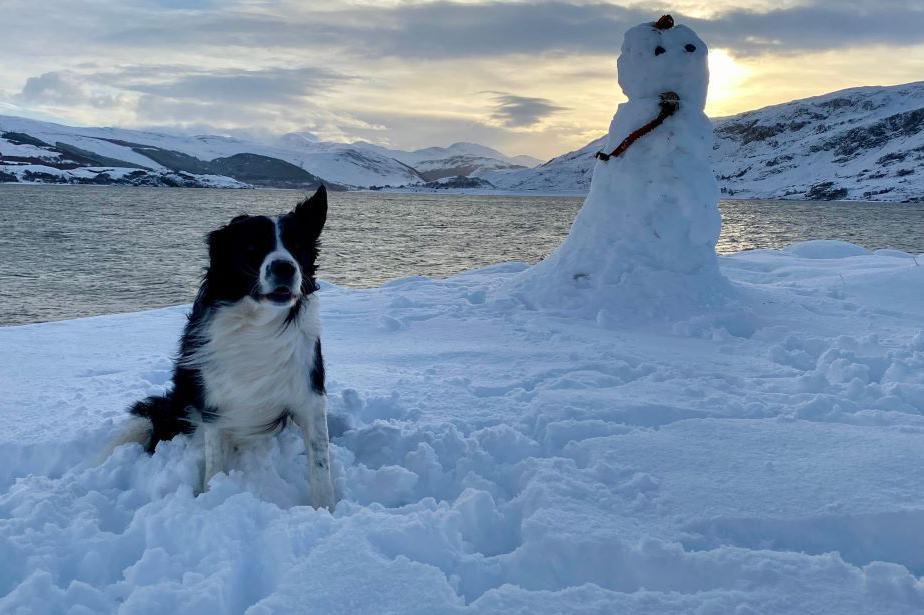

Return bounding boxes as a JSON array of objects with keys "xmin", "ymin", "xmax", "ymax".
[{"xmin": 595, "ymin": 92, "xmax": 680, "ymax": 162}]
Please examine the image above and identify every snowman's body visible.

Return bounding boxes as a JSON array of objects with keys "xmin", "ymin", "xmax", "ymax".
[{"xmin": 512, "ymin": 17, "xmax": 727, "ymax": 320}]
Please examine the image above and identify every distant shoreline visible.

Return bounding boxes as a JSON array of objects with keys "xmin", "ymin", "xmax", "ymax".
[{"xmin": 2, "ymin": 181, "xmax": 922, "ymax": 204}]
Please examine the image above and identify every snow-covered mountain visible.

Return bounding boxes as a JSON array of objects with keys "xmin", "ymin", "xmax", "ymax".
[
  {"xmin": 0, "ymin": 116, "xmax": 539, "ymax": 189},
  {"xmin": 272, "ymin": 133, "xmax": 424, "ymax": 187},
  {"xmin": 350, "ymin": 141, "xmax": 540, "ymax": 182},
  {"xmin": 477, "ymin": 136, "xmax": 604, "ymax": 194},
  {"xmin": 354, "ymin": 141, "xmax": 540, "ymax": 168},
  {"xmin": 4, "ymin": 81, "xmax": 922, "ymax": 198},
  {"xmin": 0, "ymin": 116, "xmax": 436, "ymax": 189},
  {"xmin": 487, "ymin": 82, "xmax": 924, "ymax": 201}
]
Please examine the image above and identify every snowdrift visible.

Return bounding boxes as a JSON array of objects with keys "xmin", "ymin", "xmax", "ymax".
[{"xmin": 2, "ymin": 242, "xmax": 924, "ymax": 614}]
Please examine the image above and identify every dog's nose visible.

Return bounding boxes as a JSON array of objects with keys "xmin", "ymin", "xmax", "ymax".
[{"xmin": 268, "ymin": 259, "xmax": 297, "ymax": 282}]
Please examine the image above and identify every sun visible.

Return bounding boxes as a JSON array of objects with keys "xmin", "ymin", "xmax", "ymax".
[{"xmin": 706, "ymin": 48, "xmax": 750, "ymax": 117}]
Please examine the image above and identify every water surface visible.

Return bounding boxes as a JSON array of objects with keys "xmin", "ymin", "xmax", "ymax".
[{"xmin": 2, "ymin": 185, "xmax": 922, "ymax": 325}]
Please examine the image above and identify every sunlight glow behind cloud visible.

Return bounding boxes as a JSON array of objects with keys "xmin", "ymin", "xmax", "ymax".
[
  {"xmin": 1, "ymin": 0, "xmax": 922, "ymax": 158},
  {"xmin": 706, "ymin": 49, "xmax": 752, "ymax": 117}
]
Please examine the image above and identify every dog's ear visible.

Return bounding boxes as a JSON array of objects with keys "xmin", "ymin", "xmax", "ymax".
[
  {"xmin": 205, "ymin": 214, "xmax": 247, "ymax": 257},
  {"xmin": 206, "ymin": 225, "xmax": 227, "ymax": 262},
  {"xmin": 293, "ymin": 185, "xmax": 327, "ymax": 239}
]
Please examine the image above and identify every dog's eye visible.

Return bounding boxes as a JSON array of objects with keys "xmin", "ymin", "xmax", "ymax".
[
  {"xmin": 245, "ymin": 243, "xmax": 257, "ymax": 253},
  {"xmin": 283, "ymin": 234, "xmax": 301, "ymax": 251}
]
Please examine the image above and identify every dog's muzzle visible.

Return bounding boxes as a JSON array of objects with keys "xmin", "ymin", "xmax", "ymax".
[{"xmin": 262, "ymin": 258, "xmax": 300, "ymax": 304}]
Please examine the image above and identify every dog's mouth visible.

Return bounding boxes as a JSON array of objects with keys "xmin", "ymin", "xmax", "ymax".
[{"xmin": 262, "ymin": 287, "xmax": 296, "ymax": 305}]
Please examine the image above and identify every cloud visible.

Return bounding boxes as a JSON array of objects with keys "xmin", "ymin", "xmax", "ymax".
[
  {"xmin": 94, "ymin": 2, "xmax": 644, "ymax": 57},
  {"xmin": 488, "ymin": 93, "xmax": 566, "ymax": 128},
  {"xmin": 17, "ymin": 72, "xmax": 84, "ymax": 104},
  {"xmin": 15, "ymin": 71, "xmax": 123, "ymax": 109},
  {"xmin": 77, "ymin": 1, "xmax": 924, "ymax": 59},
  {"xmin": 10, "ymin": 64, "xmax": 363, "ymax": 140},
  {"xmin": 346, "ymin": 2, "xmax": 924, "ymax": 58},
  {"xmin": 697, "ymin": 2, "xmax": 924, "ymax": 56},
  {"xmin": 100, "ymin": 65, "xmax": 348, "ymax": 105},
  {"xmin": 2, "ymin": 0, "xmax": 924, "ymax": 158}
]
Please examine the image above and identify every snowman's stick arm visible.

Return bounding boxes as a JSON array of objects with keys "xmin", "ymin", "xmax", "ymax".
[{"xmin": 595, "ymin": 92, "xmax": 680, "ymax": 162}]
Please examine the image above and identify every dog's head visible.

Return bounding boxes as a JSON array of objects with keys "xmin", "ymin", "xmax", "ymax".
[{"xmin": 204, "ymin": 186, "xmax": 327, "ymax": 309}]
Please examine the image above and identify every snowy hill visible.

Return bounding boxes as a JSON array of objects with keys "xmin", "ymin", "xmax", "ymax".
[
  {"xmin": 351, "ymin": 141, "xmax": 539, "ymax": 183},
  {"xmin": 3, "ymin": 242, "xmax": 924, "ymax": 613},
  {"xmin": 356, "ymin": 141, "xmax": 541, "ymax": 168},
  {"xmin": 5, "ymin": 82, "xmax": 923, "ymax": 198},
  {"xmin": 713, "ymin": 82, "xmax": 924, "ymax": 201},
  {"xmin": 478, "ymin": 136, "xmax": 605, "ymax": 194},
  {"xmin": 0, "ymin": 117, "xmax": 538, "ymax": 190},
  {"xmin": 488, "ymin": 82, "xmax": 924, "ymax": 201},
  {"xmin": 272, "ymin": 133, "xmax": 425, "ymax": 187},
  {"xmin": 0, "ymin": 116, "xmax": 434, "ymax": 189},
  {"xmin": 0, "ymin": 118, "xmax": 332, "ymax": 189},
  {"xmin": 411, "ymin": 155, "xmax": 527, "ymax": 182}
]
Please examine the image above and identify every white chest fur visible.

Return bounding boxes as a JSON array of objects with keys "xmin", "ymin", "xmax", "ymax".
[{"xmin": 186, "ymin": 296, "xmax": 322, "ymax": 437}]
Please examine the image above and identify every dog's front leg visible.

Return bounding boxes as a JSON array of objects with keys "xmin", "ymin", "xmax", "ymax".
[
  {"xmin": 202, "ymin": 425, "xmax": 229, "ymax": 492},
  {"xmin": 294, "ymin": 395, "xmax": 336, "ymax": 511}
]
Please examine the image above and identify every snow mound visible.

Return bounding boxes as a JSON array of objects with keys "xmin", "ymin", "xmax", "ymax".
[
  {"xmin": 3, "ymin": 243, "xmax": 924, "ymax": 613},
  {"xmin": 784, "ymin": 240, "xmax": 872, "ymax": 259},
  {"xmin": 509, "ymin": 17, "xmax": 727, "ymax": 321}
]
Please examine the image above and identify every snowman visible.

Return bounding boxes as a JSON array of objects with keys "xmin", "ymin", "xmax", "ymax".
[{"xmin": 511, "ymin": 15, "xmax": 728, "ymax": 321}]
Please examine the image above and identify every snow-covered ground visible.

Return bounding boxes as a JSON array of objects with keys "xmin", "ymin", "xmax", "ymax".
[{"xmin": 2, "ymin": 240, "xmax": 924, "ymax": 613}]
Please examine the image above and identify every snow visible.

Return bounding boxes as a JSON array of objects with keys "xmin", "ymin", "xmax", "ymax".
[
  {"xmin": 415, "ymin": 156, "xmax": 522, "ymax": 177},
  {"xmin": 0, "ymin": 164, "xmax": 249, "ymax": 188},
  {"xmin": 1, "ymin": 117, "xmax": 539, "ymax": 191},
  {"xmin": 0, "ymin": 117, "xmax": 171, "ymax": 171},
  {"xmin": 354, "ymin": 141, "xmax": 540, "ymax": 169},
  {"xmin": 1, "ymin": 117, "xmax": 545, "ymax": 191},
  {"xmin": 487, "ymin": 81, "xmax": 924, "ymax": 202},
  {"xmin": 6, "ymin": 75, "xmax": 922, "ymax": 197},
  {"xmin": 616, "ymin": 20, "xmax": 708, "ymax": 111},
  {"xmin": 273, "ymin": 135, "xmax": 424, "ymax": 187},
  {"xmin": 2, "ymin": 242, "xmax": 924, "ymax": 613},
  {"xmin": 0, "ymin": 116, "xmax": 423, "ymax": 189},
  {"xmin": 477, "ymin": 136, "xmax": 605, "ymax": 194},
  {"xmin": 510, "ymin": 17, "xmax": 725, "ymax": 320},
  {"xmin": 0, "ymin": 137, "xmax": 61, "ymax": 160},
  {"xmin": 710, "ymin": 82, "xmax": 924, "ymax": 201},
  {"xmin": 4, "ymin": 15, "xmax": 924, "ymax": 613}
]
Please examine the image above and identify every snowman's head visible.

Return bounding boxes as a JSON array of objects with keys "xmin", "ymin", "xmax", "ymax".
[{"xmin": 617, "ymin": 15, "xmax": 708, "ymax": 110}]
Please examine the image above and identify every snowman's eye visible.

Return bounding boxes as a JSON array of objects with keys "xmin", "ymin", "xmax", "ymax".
[
  {"xmin": 654, "ymin": 46, "xmax": 666, "ymax": 56},
  {"xmin": 684, "ymin": 44, "xmax": 696, "ymax": 52}
]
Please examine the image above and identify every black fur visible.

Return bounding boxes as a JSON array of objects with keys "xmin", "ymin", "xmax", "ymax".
[
  {"xmin": 128, "ymin": 395, "xmax": 194, "ymax": 453},
  {"xmin": 128, "ymin": 186, "xmax": 328, "ymax": 452},
  {"xmin": 311, "ymin": 339, "xmax": 325, "ymax": 395}
]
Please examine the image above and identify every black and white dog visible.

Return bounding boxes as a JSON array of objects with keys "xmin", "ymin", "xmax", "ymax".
[{"xmin": 122, "ymin": 186, "xmax": 335, "ymax": 510}]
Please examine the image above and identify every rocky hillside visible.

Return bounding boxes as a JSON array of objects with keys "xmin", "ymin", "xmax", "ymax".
[
  {"xmin": 0, "ymin": 129, "xmax": 249, "ymax": 188},
  {"xmin": 485, "ymin": 82, "xmax": 924, "ymax": 201}
]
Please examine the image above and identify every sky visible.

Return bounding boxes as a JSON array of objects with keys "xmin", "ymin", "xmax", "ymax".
[{"xmin": 0, "ymin": 0, "xmax": 922, "ymax": 160}]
